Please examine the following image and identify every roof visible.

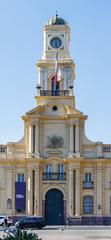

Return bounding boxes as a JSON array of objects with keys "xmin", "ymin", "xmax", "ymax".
[{"xmin": 46, "ymin": 15, "xmax": 68, "ymax": 26}]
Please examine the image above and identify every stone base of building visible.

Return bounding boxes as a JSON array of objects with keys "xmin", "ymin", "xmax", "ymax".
[
  {"xmin": 67, "ymin": 216, "xmax": 111, "ymax": 225},
  {"xmin": 12, "ymin": 216, "xmax": 111, "ymax": 226}
]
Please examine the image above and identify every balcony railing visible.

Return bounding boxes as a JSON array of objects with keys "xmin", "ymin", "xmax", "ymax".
[
  {"xmin": 83, "ymin": 181, "xmax": 94, "ymax": 189},
  {"xmin": 42, "ymin": 172, "xmax": 66, "ymax": 181},
  {"xmin": 40, "ymin": 90, "xmax": 69, "ymax": 96}
]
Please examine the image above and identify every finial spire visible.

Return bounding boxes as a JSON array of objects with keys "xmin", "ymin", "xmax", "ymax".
[{"xmin": 56, "ymin": 10, "xmax": 58, "ymax": 18}]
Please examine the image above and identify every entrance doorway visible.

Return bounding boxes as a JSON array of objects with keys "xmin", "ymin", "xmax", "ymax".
[{"xmin": 45, "ymin": 188, "xmax": 64, "ymax": 225}]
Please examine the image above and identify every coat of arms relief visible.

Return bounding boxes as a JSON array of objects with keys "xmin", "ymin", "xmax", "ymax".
[{"xmin": 46, "ymin": 135, "xmax": 64, "ymax": 149}]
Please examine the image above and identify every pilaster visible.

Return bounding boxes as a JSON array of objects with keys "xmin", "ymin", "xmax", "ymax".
[
  {"xmin": 35, "ymin": 123, "xmax": 40, "ymax": 158},
  {"xmin": 69, "ymin": 124, "xmax": 74, "ymax": 154},
  {"xmin": 75, "ymin": 166, "xmax": 80, "ymax": 216},
  {"xmin": 27, "ymin": 169, "xmax": 33, "ymax": 215},
  {"xmin": 28, "ymin": 125, "xmax": 33, "ymax": 154},
  {"xmin": 68, "ymin": 167, "xmax": 73, "ymax": 215},
  {"xmin": 97, "ymin": 163, "xmax": 102, "ymax": 215},
  {"xmin": 75, "ymin": 124, "xmax": 80, "ymax": 153},
  {"xmin": 34, "ymin": 167, "xmax": 40, "ymax": 215}
]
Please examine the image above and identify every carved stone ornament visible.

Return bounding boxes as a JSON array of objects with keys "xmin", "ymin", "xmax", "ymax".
[{"xmin": 46, "ymin": 135, "xmax": 64, "ymax": 149}]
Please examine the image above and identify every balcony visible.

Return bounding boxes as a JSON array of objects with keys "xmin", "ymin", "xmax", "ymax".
[
  {"xmin": 83, "ymin": 181, "xmax": 94, "ymax": 189},
  {"xmin": 42, "ymin": 172, "xmax": 66, "ymax": 181},
  {"xmin": 40, "ymin": 90, "xmax": 69, "ymax": 96}
]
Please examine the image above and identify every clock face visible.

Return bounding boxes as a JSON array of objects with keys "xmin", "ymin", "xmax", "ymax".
[{"xmin": 50, "ymin": 37, "xmax": 62, "ymax": 49}]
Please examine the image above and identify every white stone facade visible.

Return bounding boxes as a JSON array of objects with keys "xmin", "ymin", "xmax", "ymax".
[{"xmin": 0, "ymin": 15, "xmax": 111, "ymax": 225}]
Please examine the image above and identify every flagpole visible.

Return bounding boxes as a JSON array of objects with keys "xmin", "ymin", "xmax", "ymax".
[{"xmin": 54, "ymin": 49, "xmax": 58, "ymax": 95}]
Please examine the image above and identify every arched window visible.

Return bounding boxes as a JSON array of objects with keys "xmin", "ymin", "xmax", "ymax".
[
  {"xmin": 83, "ymin": 195, "xmax": 93, "ymax": 214},
  {"xmin": 7, "ymin": 198, "xmax": 12, "ymax": 209}
]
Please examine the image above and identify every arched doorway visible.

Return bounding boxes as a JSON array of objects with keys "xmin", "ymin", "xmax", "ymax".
[
  {"xmin": 45, "ymin": 188, "xmax": 64, "ymax": 225},
  {"xmin": 51, "ymin": 76, "xmax": 60, "ymax": 96}
]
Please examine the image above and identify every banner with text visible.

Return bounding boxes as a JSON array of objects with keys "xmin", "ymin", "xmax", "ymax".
[{"xmin": 15, "ymin": 182, "xmax": 26, "ymax": 211}]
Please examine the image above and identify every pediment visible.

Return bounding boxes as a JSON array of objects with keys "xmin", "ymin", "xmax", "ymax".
[
  {"xmin": 66, "ymin": 106, "xmax": 83, "ymax": 115},
  {"xmin": 25, "ymin": 105, "xmax": 45, "ymax": 115},
  {"xmin": 25, "ymin": 102, "xmax": 67, "ymax": 117},
  {"xmin": 24, "ymin": 103, "xmax": 84, "ymax": 118}
]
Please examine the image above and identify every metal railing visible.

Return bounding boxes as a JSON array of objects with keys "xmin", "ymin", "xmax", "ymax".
[
  {"xmin": 42, "ymin": 172, "xmax": 66, "ymax": 180},
  {"xmin": 83, "ymin": 181, "xmax": 94, "ymax": 189},
  {"xmin": 40, "ymin": 90, "xmax": 69, "ymax": 96}
]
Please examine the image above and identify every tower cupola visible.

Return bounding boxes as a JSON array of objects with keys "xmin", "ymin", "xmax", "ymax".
[
  {"xmin": 36, "ymin": 15, "xmax": 75, "ymax": 100},
  {"xmin": 45, "ymin": 14, "xmax": 68, "ymax": 26}
]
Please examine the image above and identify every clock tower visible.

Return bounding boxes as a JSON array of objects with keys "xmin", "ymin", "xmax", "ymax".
[
  {"xmin": 36, "ymin": 14, "xmax": 75, "ymax": 104},
  {"xmin": 42, "ymin": 13, "xmax": 70, "ymax": 59},
  {"xmin": 23, "ymin": 15, "xmax": 87, "ymax": 222}
]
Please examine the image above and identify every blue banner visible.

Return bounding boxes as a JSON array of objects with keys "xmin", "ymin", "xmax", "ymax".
[{"xmin": 15, "ymin": 182, "xmax": 26, "ymax": 211}]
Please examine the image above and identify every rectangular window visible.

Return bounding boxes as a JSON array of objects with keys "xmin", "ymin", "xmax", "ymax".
[
  {"xmin": 58, "ymin": 164, "xmax": 65, "ymax": 180},
  {"xmin": 58, "ymin": 164, "xmax": 64, "ymax": 174},
  {"xmin": 46, "ymin": 164, "xmax": 52, "ymax": 173},
  {"xmin": 83, "ymin": 196, "xmax": 93, "ymax": 214},
  {"xmin": 83, "ymin": 173, "xmax": 93, "ymax": 189},
  {"xmin": 46, "ymin": 164, "xmax": 52, "ymax": 180},
  {"xmin": 85, "ymin": 173, "xmax": 92, "ymax": 182},
  {"xmin": 0, "ymin": 147, "xmax": 5, "ymax": 153},
  {"xmin": 16, "ymin": 174, "xmax": 24, "ymax": 182}
]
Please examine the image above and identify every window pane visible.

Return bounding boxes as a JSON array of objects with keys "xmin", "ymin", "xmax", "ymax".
[
  {"xmin": 58, "ymin": 164, "xmax": 64, "ymax": 173},
  {"xmin": 17, "ymin": 174, "xmax": 24, "ymax": 182},
  {"xmin": 46, "ymin": 164, "xmax": 52, "ymax": 173},
  {"xmin": 83, "ymin": 196, "xmax": 93, "ymax": 214},
  {"xmin": 85, "ymin": 173, "xmax": 92, "ymax": 182}
]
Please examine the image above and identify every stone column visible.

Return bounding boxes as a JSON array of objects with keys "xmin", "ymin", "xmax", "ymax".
[
  {"xmin": 75, "ymin": 167, "xmax": 80, "ymax": 216},
  {"xmin": 29, "ymin": 125, "xmax": 33, "ymax": 154},
  {"xmin": 27, "ymin": 169, "xmax": 32, "ymax": 215},
  {"xmin": 34, "ymin": 167, "xmax": 40, "ymax": 215},
  {"xmin": 68, "ymin": 168, "xmax": 73, "ymax": 215},
  {"xmin": 35, "ymin": 124, "xmax": 39, "ymax": 157},
  {"xmin": 11, "ymin": 166, "xmax": 16, "ymax": 216},
  {"xmin": 75, "ymin": 124, "xmax": 80, "ymax": 153},
  {"xmin": 38, "ymin": 67, "xmax": 40, "ymax": 85},
  {"xmin": 70, "ymin": 124, "xmax": 74, "ymax": 154},
  {"xmin": 25, "ymin": 125, "xmax": 28, "ymax": 157},
  {"xmin": 97, "ymin": 143, "xmax": 103, "ymax": 158},
  {"xmin": 6, "ymin": 167, "xmax": 13, "ymax": 215},
  {"xmin": 37, "ymin": 67, "xmax": 41, "ymax": 96},
  {"xmin": 97, "ymin": 163, "xmax": 102, "ymax": 215},
  {"xmin": 64, "ymin": 69, "xmax": 67, "ymax": 90}
]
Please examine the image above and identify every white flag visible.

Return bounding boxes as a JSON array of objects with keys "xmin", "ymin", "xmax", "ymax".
[{"xmin": 57, "ymin": 67, "xmax": 62, "ymax": 81}]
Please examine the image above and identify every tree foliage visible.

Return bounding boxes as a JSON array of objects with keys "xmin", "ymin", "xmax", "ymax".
[{"xmin": 0, "ymin": 229, "xmax": 42, "ymax": 240}]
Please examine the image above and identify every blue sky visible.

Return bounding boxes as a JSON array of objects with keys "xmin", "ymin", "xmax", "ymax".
[{"xmin": 0, "ymin": 0, "xmax": 111, "ymax": 144}]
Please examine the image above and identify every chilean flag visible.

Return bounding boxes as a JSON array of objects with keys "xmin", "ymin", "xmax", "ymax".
[{"xmin": 54, "ymin": 51, "xmax": 62, "ymax": 90}]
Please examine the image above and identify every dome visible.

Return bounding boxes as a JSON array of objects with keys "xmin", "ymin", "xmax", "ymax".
[{"xmin": 46, "ymin": 15, "xmax": 68, "ymax": 26}]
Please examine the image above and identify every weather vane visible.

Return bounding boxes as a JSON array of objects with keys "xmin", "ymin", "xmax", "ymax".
[{"xmin": 56, "ymin": 10, "xmax": 58, "ymax": 18}]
